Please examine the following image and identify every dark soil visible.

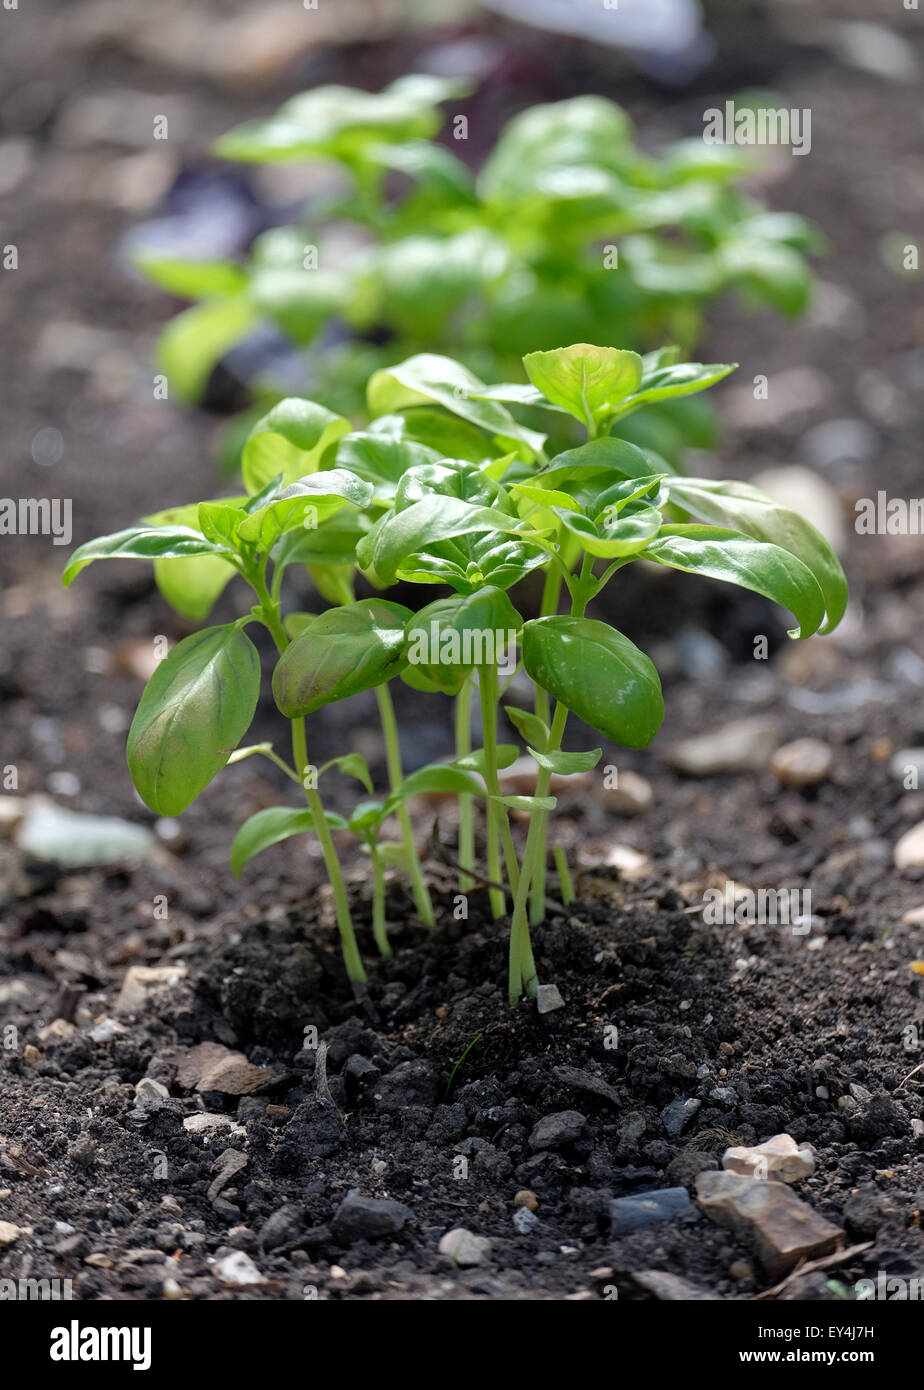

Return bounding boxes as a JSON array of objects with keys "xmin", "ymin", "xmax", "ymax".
[{"xmin": 2, "ymin": 1, "xmax": 924, "ymax": 1300}]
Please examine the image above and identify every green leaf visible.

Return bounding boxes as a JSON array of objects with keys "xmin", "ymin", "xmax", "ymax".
[
  {"xmin": 348, "ymin": 800, "xmax": 388, "ymax": 836},
  {"xmin": 359, "ymin": 494, "xmax": 541, "ymax": 588},
  {"xmin": 272, "ymin": 511, "xmax": 369, "ymax": 570},
  {"xmin": 613, "ymin": 359, "xmax": 737, "ymax": 417},
  {"xmin": 242, "ymin": 398, "xmax": 350, "ymax": 495},
  {"xmin": 335, "ymin": 432, "xmax": 441, "ymax": 496},
  {"xmin": 236, "ymin": 470, "xmax": 373, "ymax": 549},
  {"xmin": 405, "ymin": 588, "xmax": 523, "ymax": 693},
  {"xmin": 132, "ymin": 255, "xmax": 247, "ymax": 300},
  {"xmin": 367, "ymin": 353, "xmax": 546, "ymax": 456},
  {"xmin": 493, "ymin": 794, "xmax": 557, "ymax": 812},
  {"xmin": 127, "ymin": 623, "xmax": 261, "ymax": 815},
  {"xmin": 478, "ymin": 95, "xmax": 633, "ymax": 203},
  {"xmin": 62, "ymin": 526, "xmax": 229, "ymax": 586},
  {"xmin": 537, "ymin": 437, "xmax": 660, "ymax": 493},
  {"xmin": 318, "ymin": 752, "xmax": 374, "ymax": 794},
  {"xmin": 248, "ymin": 265, "xmax": 348, "ymax": 346},
  {"xmin": 384, "ymin": 764, "xmax": 485, "ymax": 811},
  {"xmin": 153, "ymin": 555, "xmax": 235, "ymax": 621},
  {"xmin": 370, "ymin": 409, "xmax": 504, "ymax": 464},
  {"xmin": 366, "ymin": 139, "xmax": 475, "ymax": 201},
  {"xmin": 157, "ymin": 296, "xmax": 257, "ymax": 404},
  {"xmin": 522, "ymin": 616, "xmax": 663, "ymax": 748},
  {"xmin": 214, "ymin": 75, "xmax": 464, "ymax": 163},
  {"xmin": 453, "ymin": 745, "xmax": 520, "ymax": 774},
  {"xmin": 504, "ymin": 705, "xmax": 550, "ymax": 751},
  {"xmin": 272, "ymin": 599, "xmax": 411, "ymax": 717},
  {"xmin": 664, "ymin": 477, "xmax": 847, "ymax": 634},
  {"xmin": 198, "ymin": 501, "xmax": 248, "ymax": 548},
  {"xmin": 644, "ymin": 524, "xmax": 826, "ymax": 639},
  {"xmin": 559, "ymin": 503, "xmax": 662, "ymax": 558},
  {"xmin": 528, "ymin": 746, "xmax": 602, "ymax": 774},
  {"xmin": 283, "ymin": 611, "xmax": 317, "ymax": 638},
  {"xmin": 362, "ymin": 230, "xmax": 510, "ymax": 339},
  {"xmin": 230, "ymin": 805, "xmax": 347, "ymax": 878},
  {"xmin": 523, "ymin": 344, "xmax": 643, "ymax": 431},
  {"xmin": 719, "ymin": 238, "xmax": 812, "ymax": 316}
]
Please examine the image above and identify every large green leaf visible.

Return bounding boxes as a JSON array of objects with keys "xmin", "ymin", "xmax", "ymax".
[
  {"xmin": 153, "ymin": 555, "xmax": 235, "ymax": 621},
  {"xmin": 644, "ymin": 524, "xmax": 826, "ymax": 639},
  {"xmin": 367, "ymin": 354, "xmax": 545, "ymax": 456},
  {"xmin": 361, "ymin": 230, "xmax": 510, "ymax": 338},
  {"xmin": 62, "ymin": 526, "xmax": 229, "ymax": 586},
  {"xmin": 236, "ymin": 470, "xmax": 373, "ymax": 550},
  {"xmin": 664, "ymin": 478, "xmax": 847, "ymax": 633},
  {"xmin": 157, "ymin": 296, "xmax": 257, "ymax": 404},
  {"xmin": 522, "ymin": 616, "xmax": 663, "ymax": 748},
  {"xmin": 478, "ymin": 96, "xmax": 634, "ymax": 203},
  {"xmin": 230, "ymin": 806, "xmax": 347, "ymax": 877},
  {"xmin": 612, "ymin": 359, "xmax": 737, "ymax": 417},
  {"xmin": 358, "ymin": 494, "xmax": 541, "ymax": 587},
  {"xmin": 214, "ymin": 75, "xmax": 466, "ymax": 163},
  {"xmin": 272, "ymin": 599, "xmax": 412, "ymax": 717},
  {"xmin": 132, "ymin": 255, "xmax": 247, "ymax": 300},
  {"xmin": 242, "ymin": 399, "xmax": 350, "ymax": 495},
  {"xmin": 335, "ymin": 432, "xmax": 441, "ymax": 496},
  {"xmin": 127, "ymin": 623, "xmax": 261, "ymax": 815},
  {"xmin": 523, "ymin": 344, "xmax": 643, "ymax": 431},
  {"xmin": 405, "ymin": 587, "xmax": 523, "ymax": 693},
  {"xmin": 369, "ymin": 408, "xmax": 505, "ymax": 464},
  {"xmin": 536, "ymin": 437, "xmax": 661, "ymax": 493}
]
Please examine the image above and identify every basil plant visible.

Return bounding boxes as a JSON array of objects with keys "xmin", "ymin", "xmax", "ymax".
[{"xmin": 64, "ymin": 343, "xmax": 846, "ymax": 1005}]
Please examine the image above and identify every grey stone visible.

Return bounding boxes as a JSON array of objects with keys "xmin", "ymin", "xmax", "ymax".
[
  {"xmin": 662, "ymin": 1097, "xmax": 700, "ymax": 1138},
  {"xmin": 330, "ymin": 1191, "xmax": 414, "ymax": 1243},
  {"xmin": 439, "ymin": 1227, "xmax": 492, "ymax": 1267},
  {"xmin": 18, "ymin": 805, "xmax": 153, "ymax": 868},
  {"xmin": 528, "ymin": 1110, "xmax": 587, "ymax": 1150},
  {"xmin": 632, "ymin": 1269, "xmax": 716, "ymax": 1300},
  {"xmin": 664, "ymin": 719, "xmax": 778, "ymax": 776},
  {"xmin": 610, "ymin": 1187, "xmax": 694, "ymax": 1236}
]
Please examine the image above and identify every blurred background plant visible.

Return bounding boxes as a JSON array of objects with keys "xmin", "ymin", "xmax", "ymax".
[{"xmin": 131, "ymin": 72, "xmax": 821, "ymax": 466}]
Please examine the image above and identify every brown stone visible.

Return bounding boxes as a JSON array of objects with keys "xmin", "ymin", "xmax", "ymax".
[{"xmin": 696, "ymin": 1170, "xmax": 843, "ymax": 1277}]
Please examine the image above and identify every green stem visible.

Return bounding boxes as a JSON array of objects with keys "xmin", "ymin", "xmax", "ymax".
[
  {"xmin": 252, "ymin": 565, "xmax": 366, "ymax": 986},
  {"xmin": 554, "ymin": 844, "xmax": 575, "ymax": 906},
  {"xmin": 455, "ymin": 676, "xmax": 475, "ymax": 893},
  {"xmin": 507, "ymin": 700, "xmax": 568, "ymax": 1006},
  {"xmin": 370, "ymin": 845, "xmax": 391, "ymax": 957},
  {"xmin": 375, "ymin": 683, "xmax": 434, "ymax": 927},
  {"xmin": 479, "ymin": 664, "xmax": 520, "ymax": 903},
  {"xmin": 477, "ymin": 667, "xmax": 505, "ymax": 919},
  {"xmin": 291, "ymin": 717, "xmax": 367, "ymax": 985},
  {"xmin": 529, "ymin": 561, "xmax": 564, "ymax": 916}
]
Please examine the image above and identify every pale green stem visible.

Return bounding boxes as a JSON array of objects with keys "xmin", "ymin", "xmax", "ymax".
[
  {"xmin": 370, "ymin": 844, "xmax": 391, "ymax": 957},
  {"xmin": 478, "ymin": 664, "xmax": 520, "ymax": 901},
  {"xmin": 455, "ymin": 676, "xmax": 475, "ymax": 893},
  {"xmin": 375, "ymin": 683, "xmax": 435, "ymax": 927},
  {"xmin": 253, "ymin": 567, "xmax": 366, "ymax": 985},
  {"xmin": 554, "ymin": 844, "xmax": 575, "ymax": 906}
]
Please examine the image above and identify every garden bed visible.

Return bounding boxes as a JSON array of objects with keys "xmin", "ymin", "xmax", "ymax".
[{"xmin": 1, "ymin": 1, "xmax": 923, "ymax": 1301}]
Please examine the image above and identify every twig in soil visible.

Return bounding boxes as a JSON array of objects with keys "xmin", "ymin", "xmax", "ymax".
[
  {"xmin": 427, "ymin": 818, "xmax": 568, "ymax": 915},
  {"xmin": 752, "ymin": 1242, "xmax": 873, "ymax": 1300},
  {"xmin": 314, "ymin": 1041, "xmax": 345, "ymax": 1129},
  {"xmin": 897, "ymin": 1060, "xmax": 924, "ymax": 1090}
]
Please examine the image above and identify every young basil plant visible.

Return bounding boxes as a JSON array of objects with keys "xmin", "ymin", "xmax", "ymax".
[{"xmin": 64, "ymin": 341, "xmax": 846, "ymax": 1007}]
